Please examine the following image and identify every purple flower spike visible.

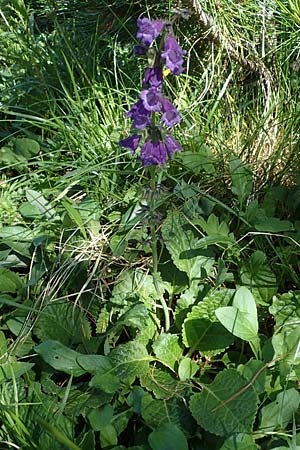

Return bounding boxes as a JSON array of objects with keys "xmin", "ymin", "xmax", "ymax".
[
  {"xmin": 137, "ymin": 17, "xmax": 164, "ymax": 46},
  {"xmin": 161, "ymin": 109, "xmax": 181, "ymax": 127},
  {"xmin": 140, "ymin": 87, "xmax": 162, "ymax": 112},
  {"xmin": 134, "ymin": 45, "xmax": 148, "ymax": 56},
  {"xmin": 126, "ymin": 99, "xmax": 151, "ymax": 129},
  {"xmin": 143, "ymin": 67, "xmax": 163, "ymax": 88},
  {"xmin": 161, "ymin": 35, "xmax": 186, "ymax": 75},
  {"xmin": 140, "ymin": 140, "xmax": 167, "ymax": 166},
  {"xmin": 119, "ymin": 134, "xmax": 141, "ymax": 154},
  {"xmin": 165, "ymin": 135, "xmax": 183, "ymax": 157}
]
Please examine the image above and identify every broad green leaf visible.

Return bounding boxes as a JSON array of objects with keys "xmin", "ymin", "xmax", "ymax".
[
  {"xmin": 34, "ymin": 302, "xmax": 91, "ymax": 346},
  {"xmin": 239, "ymin": 251, "xmax": 277, "ymax": 304},
  {"xmin": 0, "ymin": 362, "xmax": 34, "ymax": 383},
  {"xmin": 259, "ymin": 388, "xmax": 300, "ymax": 431},
  {"xmin": 237, "ymin": 360, "xmax": 266, "ymax": 395},
  {"xmin": 190, "ymin": 369, "xmax": 257, "ymax": 436},
  {"xmin": 0, "ymin": 268, "xmax": 23, "ymax": 293},
  {"xmin": 215, "ymin": 287, "xmax": 258, "ymax": 341},
  {"xmin": 141, "ymin": 394, "xmax": 196, "ymax": 436},
  {"xmin": 254, "ymin": 218, "xmax": 294, "ymax": 232},
  {"xmin": 161, "ymin": 209, "xmax": 215, "ymax": 282},
  {"xmin": 19, "ymin": 201, "xmax": 42, "ymax": 218},
  {"xmin": 140, "ymin": 367, "xmax": 187, "ymax": 399},
  {"xmin": 272, "ymin": 328, "xmax": 300, "ymax": 365},
  {"xmin": 111, "ymin": 269, "xmax": 159, "ymax": 306},
  {"xmin": 219, "ymin": 433, "xmax": 257, "ymax": 450},
  {"xmin": 26, "ymin": 189, "xmax": 56, "ymax": 219},
  {"xmin": 152, "ymin": 334, "xmax": 182, "ymax": 369},
  {"xmin": 100, "ymin": 424, "xmax": 118, "ymax": 448},
  {"xmin": 0, "ymin": 226, "xmax": 34, "ymax": 241},
  {"xmin": 180, "ymin": 147, "xmax": 215, "ymax": 175},
  {"xmin": 88, "ymin": 405, "xmax": 114, "ymax": 431},
  {"xmin": 183, "ymin": 289, "xmax": 235, "ymax": 355},
  {"xmin": 109, "ymin": 341, "xmax": 150, "ymax": 385},
  {"xmin": 269, "ymin": 292, "xmax": 300, "ymax": 332},
  {"xmin": 229, "ymin": 157, "xmax": 253, "ymax": 204},
  {"xmin": 13, "ymin": 138, "xmax": 40, "ymax": 158},
  {"xmin": 148, "ymin": 424, "xmax": 188, "ymax": 450},
  {"xmin": 178, "ymin": 357, "xmax": 198, "ymax": 381},
  {"xmin": 35, "ymin": 340, "xmax": 86, "ymax": 376}
]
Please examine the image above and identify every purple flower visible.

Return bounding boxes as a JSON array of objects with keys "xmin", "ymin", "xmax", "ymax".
[
  {"xmin": 143, "ymin": 67, "xmax": 163, "ymax": 88},
  {"xmin": 119, "ymin": 134, "xmax": 141, "ymax": 154},
  {"xmin": 126, "ymin": 99, "xmax": 151, "ymax": 129},
  {"xmin": 140, "ymin": 87, "xmax": 162, "ymax": 112},
  {"xmin": 140, "ymin": 140, "xmax": 167, "ymax": 166},
  {"xmin": 161, "ymin": 35, "xmax": 186, "ymax": 75},
  {"xmin": 137, "ymin": 17, "xmax": 164, "ymax": 46},
  {"xmin": 134, "ymin": 45, "xmax": 148, "ymax": 55},
  {"xmin": 161, "ymin": 97, "xmax": 181, "ymax": 127},
  {"xmin": 165, "ymin": 135, "xmax": 183, "ymax": 157}
]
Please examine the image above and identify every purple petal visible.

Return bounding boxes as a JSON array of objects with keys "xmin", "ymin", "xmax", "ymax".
[
  {"xmin": 140, "ymin": 140, "xmax": 167, "ymax": 166},
  {"xmin": 119, "ymin": 134, "xmax": 141, "ymax": 154},
  {"xmin": 140, "ymin": 87, "xmax": 162, "ymax": 112},
  {"xmin": 126, "ymin": 99, "xmax": 151, "ymax": 129},
  {"xmin": 164, "ymin": 135, "xmax": 183, "ymax": 157},
  {"xmin": 161, "ymin": 109, "xmax": 181, "ymax": 127},
  {"xmin": 137, "ymin": 17, "xmax": 164, "ymax": 46},
  {"xmin": 143, "ymin": 67, "xmax": 163, "ymax": 88},
  {"xmin": 161, "ymin": 35, "xmax": 186, "ymax": 75}
]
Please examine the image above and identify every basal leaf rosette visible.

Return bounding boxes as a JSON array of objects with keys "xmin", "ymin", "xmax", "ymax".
[{"xmin": 189, "ymin": 369, "xmax": 258, "ymax": 436}]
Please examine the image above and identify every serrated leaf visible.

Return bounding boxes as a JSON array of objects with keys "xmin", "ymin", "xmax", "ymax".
[
  {"xmin": 183, "ymin": 289, "xmax": 235, "ymax": 355},
  {"xmin": 220, "ymin": 433, "xmax": 257, "ymax": 450},
  {"xmin": 152, "ymin": 334, "xmax": 182, "ymax": 369},
  {"xmin": 34, "ymin": 302, "xmax": 91, "ymax": 346},
  {"xmin": 140, "ymin": 367, "xmax": 187, "ymax": 399},
  {"xmin": 148, "ymin": 423, "xmax": 188, "ymax": 450},
  {"xmin": 35, "ymin": 340, "xmax": 86, "ymax": 376},
  {"xmin": 109, "ymin": 341, "xmax": 150, "ymax": 385},
  {"xmin": 190, "ymin": 369, "xmax": 257, "ymax": 436},
  {"xmin": 161, "ymin": 209, "xmax": 215, "ymax": 282},
  {"xmin": 215, "ymin": 287, "xmax": 258, "ymax": 341},
  {"xmin": 111, "ymin": 270, "xmax": 159, "ymax": 306},
  {"xmin": 229, "ymin": 157, "xmax": 253, "ymax": 204},
  {"xmin": 270, "ymin": 291, "xmax": 300, "ymax": 332},
  {"xmin": 240, "ymin": 251, "xmax": 277, "ymax": 304},
  {"xmin": 259, "ymin": 388, "xmax": 300, "ymax": 431},
  {"xmin": 141, "ymin": 393, "xmax": 196, "ymax": 436}
]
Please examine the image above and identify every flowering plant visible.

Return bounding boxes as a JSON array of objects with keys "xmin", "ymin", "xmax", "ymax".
[{"xmin": 119, "ymin": 15, "xmax": 186, "ymax": 166}]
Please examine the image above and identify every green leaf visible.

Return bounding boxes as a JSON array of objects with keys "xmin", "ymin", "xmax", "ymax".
[
  {"xmin": 140, "ymin": 367, "xmax": 187, "ymax": 399},
  {"xmin": 183, "ymin": 289, "xmax": 235, "ymax": 355},
  {"xmin": 180, "ymin": 146, "xmax": 215, "ymax": 175},
  {"xmin": 148, "ymin": 424, "xmax": 188, "ymax": 450},
  {"xmin": 35, "ymin": 340, "xmax": 86, "ymax": 376},
  {"xmin": 0, "ymin": 268, "xmax": 23, "ymax": 293},
  {"xmin": 237, "ymin": 360, "xmax": 266, "ymax": 395},
  {"xmin": 161, "ymin": 209, "xmax": 215, "ymax": 282},
  {"xmin": 229, "ymin": 157, "xmax": 253, "ymax": 204},
  {"xmin": 88, "ymin": 405, "xmax": 114, "ymax": 431},
  {"xmin": 269, "ymin": 291, "xmax": 300, "ymax": 332},
  {"xmin": 26, "ymin": 189, "xmax": 56, "ymax": 219},
  {"xmin": 100, "ymin": 424, "xmax": 118, "ymax": 448},
  {"xmin": 215, "ymin": 287, "xmax": 258, "ymax": 341},
  {"xmin": 189, "ymin": 369, "xmax": 257, "ymax": 436},
  {"xmin": 239, "ymin": 251, "xmax": 277, "ymax": 304},
  {"xmin": 254, "ymin": 217, "xmax": 294, "ymax": 232},
  {"xmin": 259, "ymin": 388, "xmax": 300, "ymax": 431},
  {"xmin": 178, "ymin": 357, "xmax": 198, "ymax": 381},
  {"xmin": 0, "ymin": 362, "xmax": 34, "ymax": 383},
  {"xmin": 13, "ymin": 138, "xmax": 40, "ymax": 158},
  {"xmin": 141, "ymin": 394, "xmax": 196, "ymax": 436},
  {"xmin": 219, "ymin": 433, "xmax": 258, "ymax": 450},
  {"xmin": 109, "ymin": 341, "xmax": 150, "ymax": 385},
  {"xmin": 0, "ymin": 226, "xmax": 34, "ymax": 241},
  {"xmin": 272, "ymin": 328, "xmax": 300, "ymax": 365},
  {"xmin": 34, "ymin": 302, "xmax": 91, "ymax": 346},
  {"xmin": 152, "ymin": 334, "xmax": 182, "ymax": 369}
]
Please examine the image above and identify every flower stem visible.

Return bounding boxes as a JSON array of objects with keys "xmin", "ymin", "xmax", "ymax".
[{"xmin": 149, "ymin": 167, "xmax": 170, "ymax": 331}]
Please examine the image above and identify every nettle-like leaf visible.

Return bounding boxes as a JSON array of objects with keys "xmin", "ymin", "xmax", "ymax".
[
  {"xmin": 152, "ymin": 334, "xmax": 182, "ymax": 370},
  {"xmin": 148, "ymin": 423, "xmax": 188, "ymax": 450},
  {"xmin": 239, "ymin": 251, "xmax": 277, "ymax": 305},
  {"xmin": 34, "ymin": 302, "xmax": 91, "ymax": 346},
  {"xmin": 140, "ymin": 366, "xmax": 188, "ymax": 400},
  {"xmin": 183, "ymin": 289, "xmax": 235, "ymax": 356},
  {"xmin": 215, "ymin": 287, "xmax": 258, "ymax": 341},
  {"xmin": 269, "ymin": 291, "xmax": 300, "ymax": 332},
  {"xmin": 141, "ymin": 393, "xmax": 196, "ymax": 436},
  {"xmin": 111, "ymin": 269, "xmax": 160, "ymax": 306},
  {"xmin": 189, "ymin": 369, "xmax": 258, "ymax": 436},
  {"xmin": 258, "ymin": 388, "xmax": 300, "ymax": 432},
  {"xmin": 161, "ymin": 209, "xmax": 215, "ymax": 282}
]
